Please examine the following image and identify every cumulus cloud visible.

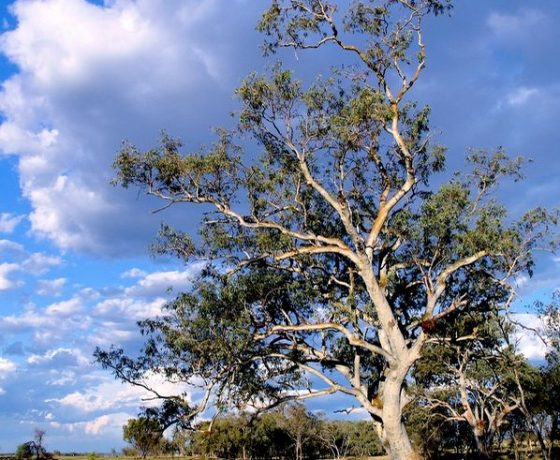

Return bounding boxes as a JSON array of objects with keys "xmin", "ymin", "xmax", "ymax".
[
  {"xmin": 37, "ymin": 277, "xmax": 66, "ymax": 296},
  {"xmin": 123, "ymin": 266, "xmax": 202, "ymax": 297},
  {"xmin": 505, "ymin": 86, "xmax": 540, "ymax": 107},
  {"xmin": 21, "ymin": 252, "xmax": 61, "ymax": 275},
  {"xmin": 0, "ymin": 0, "xmax": 261, "ymax": 256},
  {"xmin": 83, "ymin": 413, "xmax": 126, "ymax": 436},
  {"xmin": 93, "ymin": 297, "xmax": 165, "ymax": 322},
  {"xmin": 487, "ymin": 8, "xmax": 548, "ymax": 40},
  {"xmin": 0, "ymin": 261, "xmax": 201, "ymax": 430},
  {"xmin": 0, "ymin": 248, "xmax": 62, "ymax": 291},
  {"xmin": 121, "ymin": 267, "xmax": 146, "ymax": 278},
  {"xmin": 0, "ymin": 262, "xmax": 20, "ymax": 290},
  {"xmin": 0, "ymin": 357, "xmax": 16, "ymax": 375},
  {"xmin": 50, "ymin": 373, "xmax": 190, "ymax": 413},
  {"xmin": 0, "ymin": 212, "xmax": 24, "ymax": 233},
  {"xmin": 45, "ymin": 296, "xmax": 82, "ymax": 316},
  {"xmin": 512, "ymin": 313, "xmax": 547, "ymax": 362},
  {"xmin": 51, "ymin": 412, "xmax": 132, "ymax": 437},
  {"xmin": 0, "ymin": 239, "xmax": 24, "ymax": 255},
  {"xmin": 27, "ymin": 348, "xmax": 87, "ymax": 368}
]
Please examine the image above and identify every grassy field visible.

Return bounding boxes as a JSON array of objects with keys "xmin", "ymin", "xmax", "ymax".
[{"xmin": 54, "ymin": 456, "xmax": 389, "ymax": 460}]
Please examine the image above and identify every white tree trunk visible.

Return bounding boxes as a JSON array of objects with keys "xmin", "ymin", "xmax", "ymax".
[{"xmin": 380, "ymin": 372, "xmax": 421, "ymax": 460}]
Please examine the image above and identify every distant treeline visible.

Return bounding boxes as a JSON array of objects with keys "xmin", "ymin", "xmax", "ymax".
[{"xmin": 124, "ymin": 404, "xmax": 383, "ymax": 460}]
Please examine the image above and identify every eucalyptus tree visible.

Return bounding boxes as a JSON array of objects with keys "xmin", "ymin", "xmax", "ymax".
[
  {"xmin": 414, "ymin": 315, "xmax": 527, "ymax": 458},
  {"xmin": 122, "ymin": 417, "xmax": 163, "ymax": 459},
  {"xmin": 96, "ymin": 1, "xmax": 556, "ymax": 458},
  {"xmin": 512, "ymin": 293, "xmax": 560, "ymax": 460}
]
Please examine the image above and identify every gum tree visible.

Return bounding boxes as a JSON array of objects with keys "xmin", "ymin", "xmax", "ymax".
[
  {"xmin": 123, "ymin": 417, "xmax": 163, "ymax": 459},
  {"xmin": 96, "ymin": 1, "xmax": 556, "ymax": 458},
  {"xmin": 414, "ymin": 314, "xmax": 529, "ymax": 458}
]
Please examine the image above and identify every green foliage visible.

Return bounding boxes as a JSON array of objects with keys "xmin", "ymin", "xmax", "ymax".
[
  {"xmin": 186, "ymin": 406, "xmax": 382, "ymax": 459},
  {"xmin": 15, "ymin": 444, "xmax": 33, "ymax": 460},
  {"xmin": 122, "ymin": 417, "xmax": 163, "ymax": 459}
]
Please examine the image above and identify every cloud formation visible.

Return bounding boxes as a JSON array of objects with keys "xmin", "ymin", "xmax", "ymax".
[
  {"xmin": 0, "ymin": 258, "xmax": 201, "ymax": 449},
  {"xmin": 0, "ymin": 212, "xmax": 24, "ymax": 233},
  {"xmin": 0, "ymin": 0, "xmax": 261, "ymax": 256}
]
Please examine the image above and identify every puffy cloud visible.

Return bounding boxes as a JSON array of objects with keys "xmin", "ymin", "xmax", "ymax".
[
  {"xmin": 27, "ymin": 347, "xmax": 88, "ymax": 368},
  {"xmin": 45, "ymin": 296, "xmax": 82, "ymax": 316},
  {"xmin": 123, "ymin": 266, "xmax": 202, "ymax": 297},
  {"xmin": 0, "ymin": 309, "xmax": 57, "ymax": 333},
  {"xmin": 512, "ymin": 313, "xmax": 547, "ymax": 362},
  {"xmin": 0, "ymin": 212, "xmax": 24, "ymax": 233},
  {"xmin": 0, "ymin": 357, "xmax": 16, "ymax": 376},
  {"xmin": 21, "ymin": 252, "xmax": 61, "ymax": 275},
  {"xmin": 50, "ymin": 373, "xmax": 190, "ymax": 413},
  {"xmin": 49, "ymin": 412, "xmax": 132, "ymax": 437},
  {"xmin": 0, "ymin": 262, "xmax": 20, "ymax": 290},
  {"xmin": 0, "ymin": 239, "xmax": 24, "ymax": 255},
  {"xmin": 36, "ymin": 277, "xmax": 66, "ymax": 296},
  {"xmin": 0, "ymin": 0, "xmax": 261, "ymax": 256},
  {"xmin": 83, "ymin": 413, "xmax": 126, "ymax": 436},
  {"xmin": 487, "ymin": 9, "xmax": 548, "ymax": 40},
  {"xmin": 0, "ymin": 244, "xmax": 61, "ymax": 291},
  {"xmin": 121, "ymin": 267, "xmax": 146, "ymax": 279},
  {"xmin": 504, "ymin": 86, "xmax": 540, "ymax": 107},
  {"xmin": 93, "ymin": 297, "xmax": 165, "ymax": 322}
]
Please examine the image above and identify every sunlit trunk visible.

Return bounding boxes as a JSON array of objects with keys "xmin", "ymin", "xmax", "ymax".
[
  {"xmin": 472, "ymin": 428, "xmax": 492, "ymax": 459},
  {"xmin": 380, "ymin": 372, "xmax": 421, "ymax": 460}
]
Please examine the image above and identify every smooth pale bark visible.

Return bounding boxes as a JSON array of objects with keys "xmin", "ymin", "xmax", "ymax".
[
  {"xmin": 379, "ymin": 371, "xmax": 421, "ymax": 460},
  {"xmin": 360, "ymin": 263, "xmax": 423, "ymax": 459},
  {"xmin": 472, "ymin": 429, "xmax": 492, "ymax": 460}
]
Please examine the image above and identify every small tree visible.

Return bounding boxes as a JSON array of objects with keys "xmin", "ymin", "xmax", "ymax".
[
  {"xmin": 281, "ymin": 403, "xmax": 320, "ymax": 460},
  {"xmin": 415, "ymin": 314, "xmax": 526, "ymax": 458},
  {"xmin": 15, "ymin": 443, "xmax": 33, "ymax": 460},
  {"xmin": 33, "ymin": 429, "xmax": 47, "ymax": 460},
  {"xmin": 122, "ymin": 417, "xmax": 163, "ymax": 459},
  {"xmin": 512, "ymin": 293, "xmax": 560, "ymax": 460}
]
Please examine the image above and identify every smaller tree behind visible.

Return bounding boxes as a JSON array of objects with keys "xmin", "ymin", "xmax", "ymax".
[
  {"xmin": 282, "ymin": 404, "xmax": 321, "ymax": 460},
  {"xmin": 122, "ymin": 417, "xmax": 163, "ymax": 459},
  {"xmin": 15, "ymin": 443, "xmax": 33, "ymax": 460}
]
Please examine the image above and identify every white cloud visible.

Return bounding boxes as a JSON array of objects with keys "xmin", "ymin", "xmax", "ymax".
[
  {"xmin": 0, "ymin": 262, "xmax": 20, "ymax": 290},
  {"xmin": 0, "ymin": 239, "xmax": 24, "ymax": 254},
  {"xmin": 0, "ymin": 213, "xmax": 24, "ymax": 233},
  {"xmin": 84, "ymin": 414, "xmax": 115, "ymax": 435},
  {"xmin": 121, "ymin": 267, "xmax": 146, "ymax": 278},
  {"xmin": 27, "ymin": 347, "xmax": 88, "ymax": 368},
  {"xmin": 50, "ymin": 373, "xmax": 190, "ymax": 413},
  {"xmin": 487, "ymin": 9, "xmax": 548, "ymax": 39},
  {"xmin": 0, "ymin": 357, "xmax": 16, "ymax": 376},
  {"xmin": 124, "ymin": 268, "xmax": 199, "ymax": 297},
  {"xmin": 37, "ymin": 277, "xmax": 66, "ymax": 296},
  {"xmin": 54, "ymin": 412, "xmax": 133, "ymax": 436},
  {"xmin": 0, "ymin": 244, "xmax": 62, "ymax": 292},
  {"xmin": 505, "ymin": 87, "xmax": 540, "ymax": 107},
  {"xmin": 515, "ymin": 274, "xmax": 529, "ymax": 289},
  {"xmin": 512, "ymin": 313, "xmax": 547, "ymax": 361},
  {"xmin": 22, "ymin": 252, "xmax": 61, "ymax": 275},
  {"xmin": 0, "ymin": 310, "xmax": 54, "ymax": 331},
  {"xmin": 94, "ymin": 297, "xmax": 165, "ymax": 321},
  {"xmin": 45, "ymin": 296, "xmax": 82, "ymax": 316},
  {"xmin": 494, "ymin": 86, "xmax": 545, "ymax": 112}
]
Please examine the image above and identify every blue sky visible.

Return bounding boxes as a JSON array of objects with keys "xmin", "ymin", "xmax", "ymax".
[{"xmin": 0, "ymin": 0, "xmax": 559, "ymax": 452}]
